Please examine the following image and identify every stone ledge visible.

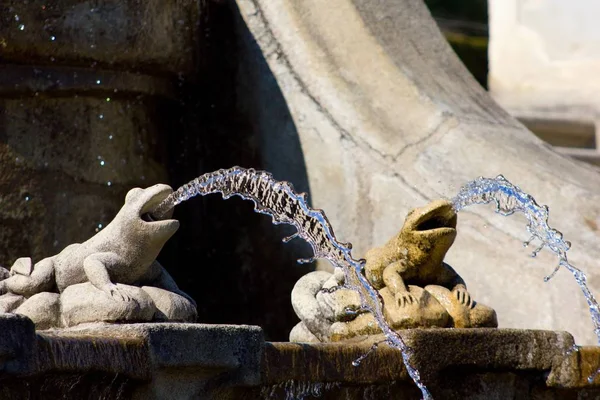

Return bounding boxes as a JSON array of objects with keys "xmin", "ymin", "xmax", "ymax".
[
  {"xmin": 0, "ymin": 313, "xmax": 36, "ymax": 374},
  {"xmin": 0, "ymin": 314, "xmax": 263, "ymax": 387},
  {"xmin": 2, "ymin": 314, "xmax": 600, "ymax": 399},
  {"xmin": 264, "ymin": 328, "xmax": 598, "ymax": 390}
]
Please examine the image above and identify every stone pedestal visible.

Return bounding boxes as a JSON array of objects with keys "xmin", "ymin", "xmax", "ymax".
[{"xmin": 0, "ymin": 314, "xmax": 263, "ymax": 399}]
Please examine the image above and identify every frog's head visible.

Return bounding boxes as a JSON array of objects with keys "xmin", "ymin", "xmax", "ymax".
[
  {"xmin": 399, "ymin": 199, "xmax": 457, "ymax": 270},
  {"xmin": 120, "ymin": 184, "xmax": 180, "ymax": 244}
]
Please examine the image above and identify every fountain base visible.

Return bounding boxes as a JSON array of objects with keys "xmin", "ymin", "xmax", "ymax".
[{"xmin": 0, "ymin": 314, "xmax": 598, "ymax": 399}]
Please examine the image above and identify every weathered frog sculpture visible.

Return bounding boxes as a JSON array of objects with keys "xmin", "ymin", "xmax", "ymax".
[
  {"xmin": 0, "ymin": 184, "xmax": 196, "ymax": 329},
  {"xmin": 290, "ymin": 200, "xmax": 497, "ymax": 343}
]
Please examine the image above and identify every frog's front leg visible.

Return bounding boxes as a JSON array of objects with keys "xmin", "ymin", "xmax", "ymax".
[
  {"xmin": 383, "ymin": 260, "xmax": 418, "ymax": 307},
  {"xmin": 83, "ymin": 252, "xmax": 130, "ymax": 302}
]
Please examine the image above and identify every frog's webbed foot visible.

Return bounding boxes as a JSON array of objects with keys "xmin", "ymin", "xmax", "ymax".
[
  {"xmin": 83, "ymin": 252, "xmax": 130, "ymax": 302},
  {"xmin": 453, "ymin": 286, "xmax": 473, "ymax": 308},
  {"xmin": 395, "ymin": 291, "xmax": 419, "ymax": 307},
  {"xmin": 102, "ymin": 283, "xmax": 132, "ymax": 302}
]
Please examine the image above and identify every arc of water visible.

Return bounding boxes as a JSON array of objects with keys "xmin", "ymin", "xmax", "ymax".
[
  {"xmin": 452, "ymin": 175, "xmax": 600, "ymax": 347},
  {"xmin": 152, "ymin": 166, "xmax": 433, "ymax": 400}
]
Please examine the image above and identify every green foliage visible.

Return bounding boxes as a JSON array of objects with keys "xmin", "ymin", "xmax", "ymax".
[
  {"xmin": 425, "ymin": 0, "xmax": 487, "ymax": 23},
  {"xmin": 425, "ymin": 0, "xmax": 489, "ymax": 88},
  {"xmin": 445, "ymin": 33, "xmax": 488, "ymax": 88}
]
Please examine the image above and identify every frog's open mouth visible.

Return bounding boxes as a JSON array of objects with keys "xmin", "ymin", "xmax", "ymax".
[
  {"xmin": 412, "ymin": 201, "xmax": 457, "ymax": 235},
  {"xmin": 139, "ymin": 186, "xmax": 176, "ymax": 225},
  {"xmin": 141, "ymin": 213, "xmax": 158, "ymax": 222}
]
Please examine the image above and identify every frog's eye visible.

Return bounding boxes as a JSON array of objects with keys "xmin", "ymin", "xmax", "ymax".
[{"xmin": 125, "ymin": 188, "xmax": 143, "ymax": 204}]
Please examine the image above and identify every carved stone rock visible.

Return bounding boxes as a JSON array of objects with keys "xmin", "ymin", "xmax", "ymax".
[
  {"xmin": 290, "ymin": 200, "xmax": 497, "ymax": 342},
  {"xmin": 14, "ymin": 292, "xmax": 60, "ymax": 330}
]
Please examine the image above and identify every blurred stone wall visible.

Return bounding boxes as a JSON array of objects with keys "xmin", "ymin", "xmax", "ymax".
[{"xmin": 0, "ymin": 0, "xmax": 204, "ymax": 263}]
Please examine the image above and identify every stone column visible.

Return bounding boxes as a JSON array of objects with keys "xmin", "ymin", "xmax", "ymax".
[
  {"xmin": 0, "ymin": 0, "xmax": 201, "ymax": 264},
  {"xmin": 234, "ymin": 0, "xmax": 600, "ymax": 345}
]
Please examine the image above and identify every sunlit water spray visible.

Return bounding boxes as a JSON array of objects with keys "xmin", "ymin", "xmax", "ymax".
[
  {"xmin": 452, "ymin": 175, "xmax": 600, "ymax": 350},
  {"xmin": 152, "ymin": 168, "xmax": 600, "ymax": 397},
  {"xmin": 152, "ymin": 166, "xmax": 432, "ymax": 400}
]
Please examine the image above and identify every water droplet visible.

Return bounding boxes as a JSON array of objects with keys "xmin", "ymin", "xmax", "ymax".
[
  {"xmin": 96, "ymin": 79, "xmax": 101, "ymax": 85},
  {"xmin": 23, "ymin": 193, "xmax": 31, "ymax": 201},
  {"xmin": 107, "ymin": 181, "xmax": 112, "ymax": 186},
  {"xmin": 523, "ymin": 236, "xmax": 535, "ymax": 247},
  {"xmin": 50, "ymin": 36, "xmax": 56, "ymax": 41},
  {"xmin": 98, "ymin": 114, "xmax": 104, "ymax": 119},
  {"xmin": 18, "ymin": 24, "xmax": 25, "ymax": 31},
  {"xmin": 108, "ymin": 134, "xmax": 113, "ymax": 140},
  {"xmin": 105, "ymin": 97, "xmax": 111, "ymax": 102},
  {"xmin": 14, "ymin": 15, "xmax": 19, "ymax": 22},
  {"xmin": 100, "ymin": 160, "xmax": 105, "ymax": 166},
  {"xmin": 282, "ymin": 232, "xmax": 299, "ymax": 243}
]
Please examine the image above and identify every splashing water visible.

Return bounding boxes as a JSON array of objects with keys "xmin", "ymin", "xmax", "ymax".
[
  {"xmin": 152, "ymin": 167, "xmax": 432, "ymax": 400},
  {"xmin": 452, "ymin": 175, "xmax": 600, "ymax": 346},
  {"xmin": 260, "ymin": 380, "xmax": 340, "ymax": 400},
  {"xmin": 153, "ymin": 169, "xmax": 600, "ymax": 397}
]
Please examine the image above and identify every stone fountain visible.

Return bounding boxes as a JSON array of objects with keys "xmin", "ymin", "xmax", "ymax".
[
  {"xmin": 0, "ymin": 169, "xmax": 599, "ymax": 399},
  {"xmin": 2, "ymin": 0, "xmax": 600, "ymax": 399}
]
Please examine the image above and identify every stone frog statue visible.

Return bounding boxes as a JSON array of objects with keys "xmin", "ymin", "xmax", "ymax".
[
  {"xmin": 290, "ymin": 199, "xmax": 497, "ymax": 343},
  {"xmin": 0, "ymin": 184, "xmax": 197, "ymax": 329}
]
